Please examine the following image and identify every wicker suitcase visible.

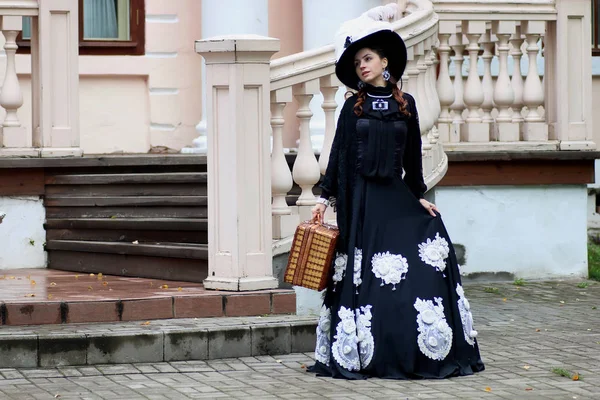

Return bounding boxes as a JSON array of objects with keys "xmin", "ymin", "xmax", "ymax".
[{"xmin": 284, "ymin": 220, "xmax": 339, "ymax": 291}]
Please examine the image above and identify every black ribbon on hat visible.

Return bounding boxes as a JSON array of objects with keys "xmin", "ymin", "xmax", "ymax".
[{"xmin": 344, "ymin": 36, "xmax": 353, "ymax": 49}]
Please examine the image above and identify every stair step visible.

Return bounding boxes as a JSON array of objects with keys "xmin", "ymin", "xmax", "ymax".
[
  {"xmin": 46, "ymin": 229, "xmax": 206, "ymax": 244},
  {"xmin": 46, "ymin": 183, "xmax": 207, "ymax": 197},
  {"xmin": 46, "ymin": 206, "xmax": 206, "ymax": 219},
  {"xmin": 45, "ymin": 196, "xmax": 207, "ymax": 207},
  {"xmin": 45, "ymin": 218, "xmax": 207, "ymax": 230},
  {"xmin": 46, "ymin": 240, "xmax": 208, "ymax": 259},
  {"xmin": 48, "ymin": 251, "xmax": 208, "ymax": 282},
  {"xmin": 45, "ymin": 172, "xmax": 207, "ymax": 185}
]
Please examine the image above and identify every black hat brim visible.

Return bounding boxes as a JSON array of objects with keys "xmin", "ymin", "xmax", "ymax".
[{"xmin": 335, "ymin": 30, "xmax": 407, "ymax": 91}]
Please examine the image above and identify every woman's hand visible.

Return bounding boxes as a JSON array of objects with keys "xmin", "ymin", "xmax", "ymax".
[
  {"xmin": 419, "ymin": 198, "xmax": 439, "ymax": 217},
  {"xmin": 311, "ymin": 203, "xmax": 327, "ymax": 223}
]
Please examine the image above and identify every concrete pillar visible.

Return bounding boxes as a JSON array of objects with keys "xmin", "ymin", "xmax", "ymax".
[
  {"xmin": 197, "ymin": 36, "xmax": 280, "ymax": 291},
  {"xmin": 546, "ymin": 0, "xmax": 595, "ymax": 150},
  {"xmin": 183, "ymin": 0, "xmax": 269, "ymax": 154}
]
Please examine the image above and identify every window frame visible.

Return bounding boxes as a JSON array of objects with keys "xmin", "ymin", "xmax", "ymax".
[
  {"xmin": 593, "ymin": 0, "xmax": 600, "ymax": 56},
  {"xmin": 17, "ymin": 0, "xmax": 145, "ymax": 56}
]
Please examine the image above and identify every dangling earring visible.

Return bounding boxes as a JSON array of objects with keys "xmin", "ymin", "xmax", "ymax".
[
  {"xmin": 382, "ymin": 68, "xmax": 391, "ymax": 81},
  {"xmin": 357, "ymin": 80, "xmax": 365, "ymax": 90}
]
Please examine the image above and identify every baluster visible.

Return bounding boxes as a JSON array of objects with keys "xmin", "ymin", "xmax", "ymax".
[
  {"xmin": 271, "ymin": 89, "xmax": 293, "ymax": 216},
  {"xmin": 271, "ymin": 88, "xmax": 298, "ymax": 239},
  {"xmin": 416, "ymin": 49, "xmax": 433, "ymax": 135},
  {"xmin": 480, "ymin": 29, "xmax": 495, "ymax": 124},
  {"xmin": 492, "ymin": 21, "xmax": 518, "ymax": 141},
  {"xmin": 292, "ymin": 80, "xmax": 321, "ymax": 220},
  {"xmin": 405, "ymin": 57, "xmax": 419, "ymax": 99},
  {"xmin": 461, "ymin": 21, "xmax": 488, "ymax": 142},
  {"xmin": 0, "ymin": 16, "xmax": 27, "ymax": 149},
  {"xmin": 449, "ymin": 33, "xmax": 465, "ymax": 143},
  {"xmin": 319, "ymin": 75, "xmax": 340, "ymax": 175},
  {"xmin": 425, "ymin": 45, "xmax": 440, "ymax": 139},
  {"xmin": 510, "ymin": 26, "xmax": 525, "ymax": 124},
  {"xmin": 436, "ymin": 28, "xmax": 455, "ymax": 143},
  {"xmin": 521, "ymin": 21, "xmax": 548, "ymax": 141}
]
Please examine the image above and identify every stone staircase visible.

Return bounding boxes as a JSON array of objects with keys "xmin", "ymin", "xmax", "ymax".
[{"xmin": 44, "ymin": 156, "xmax": 208, "ymax": 282}]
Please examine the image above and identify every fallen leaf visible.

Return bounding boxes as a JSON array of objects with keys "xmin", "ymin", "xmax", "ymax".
[
  {"xmin": 484, "ymin": 387, "xmax": 492, "ymax": 392},
  {"xmin": 87, "ymin": 286, "xmax": 93, "ymax": 291},
  {"xmin": 593, "ymin": 306, "xmax": 597, "ymax": 310},
  {"xmin": 276, "ymin": 360, "xmax": 282, "ymax": 363},
  {"xmin": 109, "ymin": 288, "xmax": 113, "ymax": 291},
  {"xmin": 300, "ymin": 364, "xmax": 307, "ymax": 369},
  {"xmin": 55, "ymin": 395, "xmax": 61, "ymax": 399},
  {"xmin": 560, "ymin": 301, "xmax": 565, "ymax": 304},
  {"xmin": 90, "ymin": 273, "xmax": 95, "ymax": 277},
  {"xmin": 30, "ymin": 280, "xmax": 36, "ymax": 285},
  {"xmin": 525, "ymin": 388, "xmax": 533, "ymax": 391},
  {"xmin": 160, "ymin": 284, "xmax": 169, "ymax": 289},
  {"xmin": 502, "ymin": 298, "xmax": 507, "ymax": 302},
  {"xmin": 177, "ymin": 287, "xmax": 183, "ymax": 292},
  {"xmin": 97, "ymin": 273, "xmax": 103, "ymax": 280},
  {"xmin": 572, "ymin": 373, "xmax": 580, "ymax": 381},
  {"xmin": 141, "ymin": 321, "xmax": 151, "ymax": 326},
  {"xmin": 75, "ymin": 275, "xmax": 79, "ymax": 279},
  {"xmin": 535, "ymin": 329, "xmax": 541, "ymax": 332},
  {"xmin": 523, "ymin": 365, "xmax": 531, "ymax": 370},
  {"xmin": 587, "ymin": 329, "xmax": 592, "ymax": 331},
  {"xmin": 102, "ymin": 281, "xmax": 108, "ymax": 286},
  {"xmin": 25, "ymin": 293, "xmax": 35, "ymax": 297},
  {"xmin": 150, "ymin": 282, "xmax": 154, "ymax": 287},
  {"xmin": 50, "ymin": 282, "xmax": 57, "ymax": 287},
  {"xmin": 48, "ymin": 294, "xmax": 53, "ymax": 300},
  {"xmin": 8, "ymin": 276, "xmax": 14, "ymax": 279},
  {"xmin": 26, "ymin": 275, "xmax": 30, "ymax": 279},
  {"xmin": 132, "ymin": 240, "xmax": 139, "ymax": 244}
]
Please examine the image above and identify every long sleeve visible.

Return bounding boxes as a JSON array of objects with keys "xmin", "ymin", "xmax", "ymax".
[
  {"xmin": 402, "ymin": 94, "xmax": 427, "ymax": 199},
  {"xmin": 319, "ymin": 97, "xmax": 353, "ymax": 200}
]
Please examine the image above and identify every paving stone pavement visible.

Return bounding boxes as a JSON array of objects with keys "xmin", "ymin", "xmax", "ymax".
[{"xmin": 0, "ymin": 280, "xmax": 599, "ymax": 400}]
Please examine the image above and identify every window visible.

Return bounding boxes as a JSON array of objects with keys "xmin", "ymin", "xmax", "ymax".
[
  {"xmin": 594, "ymin": 0, "xmax": 600, "ymax": 55},
  {"xmin": 19, "ymin": 0, "xmax": 145, "ymax": 56}
]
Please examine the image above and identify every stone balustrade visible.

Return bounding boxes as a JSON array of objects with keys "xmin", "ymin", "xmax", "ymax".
[
  {"xmin": 0, "ymin": 1, "xmax": 80, "ymax": 157},
  {"xmin": 270, "ymin": 0, "xmax": 447, "ymax": 238},
  {"xmin": 432, "ymin": 0, "xmax": 595, "ymax": 151}
]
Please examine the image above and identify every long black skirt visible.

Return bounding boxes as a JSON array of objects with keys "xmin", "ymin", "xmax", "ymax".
[{"xmin": 308, "ymin": 176, "xmax": 485, "ymax": 380}]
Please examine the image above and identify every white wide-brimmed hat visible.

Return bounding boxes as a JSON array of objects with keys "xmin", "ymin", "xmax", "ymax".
[{"xmin": 334, "ymin": 4, "xmax": 407, "ymax": 91}]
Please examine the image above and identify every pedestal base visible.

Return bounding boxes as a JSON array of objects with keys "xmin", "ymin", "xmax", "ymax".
[
  {"xmin": 559, "ymin": 140, "xmax": 597, "ymax": 151},
  {"xmin": 41, "ymin": 148, "xmax": 84, "ymax": 158},
  {"xmin": 0, "ymin": 148, "xmax": 40, "ymax": 157},
  {"xmin": 521, "ymin": 122, "xmax": 548, "ymax": 141},
  {"xmin": 437, "ymin": 123, "xmax": 451, "ymax": 143},
  {"xmin": 493, "ymin": 121, "xmax": 520, "ymax": 142},
  {"xmin": 462, "ymin": 122, "xmax": 490, "ymax": 142},
  {"xmin": 203, "ymin": 276, "xmax": 279, "ymax": 291},
  {"xmin": 2, "ymin": 126, "xmax": 28, "ymax": 148},
  {"xmin": 272, "ymin": 213, "xmax": 300, "ymax": 240}
]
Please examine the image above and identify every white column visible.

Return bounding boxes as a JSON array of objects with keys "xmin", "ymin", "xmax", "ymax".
[
  {"xmin": 0, "ymin": 17, "xmax": 27, "ymax": 151},
  {"xmin": 319, "ymin": 75, "xmax": 341, "ymax": 175},
  {"xmin": 521, "ymin": 21, "xmax": 548, "ymax": 142},
  {"xmin": 184, "ymin": 0, "xmax": 269, "ymax": 154},
  {"xmin": 492, "ymin": 21, "xmax": 518, "ymax": 142},
  {"xmin": 198, "ymin": 36, "xmax": 279, "ymax": 291},
  {"xmin": 293, "ymin": 80, "xmax": 322, "ymax": 221},
  {"xmin": 480, "ymin": 29, "xmax": 495, "ymax": 124},
  {"xmin": 35, "ymin": 1, "xmax": 81, "ymax": 157},
  {"xmin": 461, "ymin": 21, "xmax": 488, "ymax": 142},
  {"xmin": 302, "ymin": 0, "xmax": 383, "ymax": 151},
  {"xmin": 449, "ymin": 33, "xmax": 465, "ymax": 143},
  {"xmin": 436, "ymin": 25, "xmax": 456, "ymax": 143},
  {"xmin": 271, "ymin": 87, "xmax": 298, "ymax": 240},
  {"xmin": 510, "ymin": 26, "xmax": 525, "ymax": 124}
]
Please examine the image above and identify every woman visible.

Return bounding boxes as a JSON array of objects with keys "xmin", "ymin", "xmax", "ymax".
[{"xmin": 307, "ymin": 13, "xmax": 485, "ymax": 380}]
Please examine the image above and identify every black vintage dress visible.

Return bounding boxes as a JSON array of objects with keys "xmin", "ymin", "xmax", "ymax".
[{"xmin": 308, "ymin": 83, "xmax": 485, "ymax": 380}]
